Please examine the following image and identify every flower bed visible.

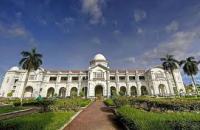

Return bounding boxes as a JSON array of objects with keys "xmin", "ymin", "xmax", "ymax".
[
  {"xmin": 112, "ymin": 96, "xmax": 200, "ymax": 112},
  {"xmin": 49, "ymin": 98, "xmax": 91, "ymax": 112},
  {"xmin": 117, "ymin": 105, "xmax": 200, "ymax": 130},
  {"xmin": 129, "ymin": 97, "xmax": 200, "ymax": 112}
]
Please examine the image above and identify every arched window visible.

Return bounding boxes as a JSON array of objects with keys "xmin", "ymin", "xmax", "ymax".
[
  {"xmin": 59, "ymin": 87, "xmax": 66, "ymax": 98},
  {"xmin": 24, "ymin": 86, "xmax": 33, "ymax": 97},
  {"xmin": 110, "ymin": 86, "xmax": 116, "ymax": 96},
  {"xmin": 119, "ymin": 86, "xmax": 127, "ymax": 96},
  {"xmin": 141, "ymin": 86, "xmax": 148, "ymax": 95},
  {"xmin": 70, "ymin": 87, "xmax": 78, "ymax": 97},
  {"xmin": 47, "ymin": 87, "xmax": 55, "ymax": 97},
  {"xmin": 130, "ymin": 86, "xmax": 137, "ymax": 96},
  {"xmin": 158, "ymin": 84, "xmax": 166, "ymax": 96}
]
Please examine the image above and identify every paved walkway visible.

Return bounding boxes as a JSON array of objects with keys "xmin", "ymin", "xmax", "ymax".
[{"xmin": 64, "ymin": 101, "xmax": 125, "ymax": 130}]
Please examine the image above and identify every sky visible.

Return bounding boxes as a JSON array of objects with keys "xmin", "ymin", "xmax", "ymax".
[{"xmin": 0, "ymin": 0, "xmax": 199, "ymax": 85}]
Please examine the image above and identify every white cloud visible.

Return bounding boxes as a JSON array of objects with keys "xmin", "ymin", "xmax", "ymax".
[
  {"xmin": 81, "ymin": 0, "xmax": 105, "ymax": 24},
  {"xmin": 137, "ymin": 27, "xmax": 144, "ymax": 34},
  {"xmin": 91, "ymin": 37, "xmax": 101, "ymax": 45},
  {"xmin": 165, "ymin": 20, "xmax": 179, "ymax": 32},
  {"xmin": 134, "ymin": 9, "xmax": 146, "ymax": 22},
  {"xmin": 64, "ymin": 17, "xmax": 75, "ymax": 24},
  {"xmin": 0, "ymin": 21, "xmax": 37, "ymax": 46},
  {"xmin": 138, "ymin": 29, "xmax": 200, "ymax": 67},
  {"xmin": 55, "ymin": 17, "xmax": 75, "ymax": 33},
  {"xmin": 0, "ymin": 22, "xmax": 28, "ymax": 38},
  {"xmin": 124, "ymin": 57, "xmax": 136, "ymax": 63}
]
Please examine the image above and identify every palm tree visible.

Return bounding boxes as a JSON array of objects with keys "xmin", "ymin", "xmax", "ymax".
[
  {"xmin": 180, "ymin": 57, "xmax": 199, "ymax": 95},
  {"xmin": 19, "ymin": 48, "xmax": 42, "ymax": 105},
  {"xmin": 160, "ymin": 54, "xmax": 179, "ymax": 95}
]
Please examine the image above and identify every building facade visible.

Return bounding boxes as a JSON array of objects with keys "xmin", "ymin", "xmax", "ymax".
[{"xmin": 0, "ymin": 54, "xmax": 185, "ymax": 98}]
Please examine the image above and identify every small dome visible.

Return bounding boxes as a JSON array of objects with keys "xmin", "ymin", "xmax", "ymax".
[
  {"xmin": 94, "ymin": 54, "xmax": 106, "ymax": 61},
  {"xmin": 9, "ymin": 66, "xmax": 19, "ymax": 71}
]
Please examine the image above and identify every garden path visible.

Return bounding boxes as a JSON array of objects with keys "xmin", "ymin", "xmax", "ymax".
[{"xmin": 63, "ymin": 100, "xmax": 125, "ymax": 130}]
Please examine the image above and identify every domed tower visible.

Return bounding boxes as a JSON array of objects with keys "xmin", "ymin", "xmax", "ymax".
[{"xmin": 89, "ymin": 54, "xmax": 109, "ymax": 68}]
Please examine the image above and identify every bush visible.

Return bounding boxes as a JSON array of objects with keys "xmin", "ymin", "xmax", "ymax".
[
  {"xmin": 49, "ymin": 98, "xmax": 91, "ymax": 112},
  {"xmin": 104, "ymin": 99, "xmax": 114, "ymax": 106},
  {"xmin": 112, "ymin": 96, "xmax": 130, "ymax": 108},
  {"xmin": 110, "ymin": 96, "xmax": 200, "ymax": 112},
  {"xmin": 117, "ymin": 105, "xmax": 200, "ymax": 130},
  {"xmin": 37, "ymin": 98, "xmax": 55, "ymax": 112},
  {"xmin": 13, "ymin": 98, "xmax": 39, "ymax": 107},
  {"xmin": 128, "ymin": 97, "xmax": 200, "ymax": 112},
  {"xmin": 7, "ymin": 91, "xmax": 13, "ymax": 97}
]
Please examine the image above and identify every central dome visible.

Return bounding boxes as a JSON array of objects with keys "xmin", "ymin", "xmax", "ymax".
[
  {"xmin": 93, "ymin": 54, "xmax": 106, "ymax": 61},
  {"xmin": 9, "ymin": 66, "xmax": 19, "ymax": 71}
]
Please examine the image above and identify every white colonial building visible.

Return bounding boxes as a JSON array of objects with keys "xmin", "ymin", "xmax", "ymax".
[{"xmin": 0, "ymin": 54, "xmax": 185, "ymax": 98}]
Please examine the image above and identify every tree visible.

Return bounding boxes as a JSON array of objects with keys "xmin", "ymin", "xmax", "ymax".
[
  {"xmin": 180, "ymin": 57, "xmax": 199, "ymax": 95},
  {"xmin": 19, "ymin": 48, "xmax": 42, "ymax": 106},
  {"xmin": 160, "ymin": 54, "xmax": 179, "ymax": 95}
]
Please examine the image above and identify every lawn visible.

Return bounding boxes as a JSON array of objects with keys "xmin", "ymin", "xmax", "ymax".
[
  {"xmin": 0, "ymin": 111, "xmax": 75, "ymax": 130},
  {"xmin": 0, "ymin": 106, "xmax": 26, "ymax": 114},
  {"xmin": 117, "ymin": 105, "xmax": 200, "ymax": 130}
]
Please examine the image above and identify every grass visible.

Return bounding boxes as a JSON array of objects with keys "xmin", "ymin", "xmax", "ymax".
[
  {"xmin": 0, "ymin": 111, "xmax": 75, "ymax": 130},
  {"xmin": 117, "ymin": 105, "xmax": 200, "ymax": 130},
  {"xmin": 0, "ymin": 106, "xmax": 26, "ymax": 114}
]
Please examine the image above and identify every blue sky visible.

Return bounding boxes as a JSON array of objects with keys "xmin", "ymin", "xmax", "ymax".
[{"xmin": 0, "ymin": 0, "xmax": 199, "ymax": 85}]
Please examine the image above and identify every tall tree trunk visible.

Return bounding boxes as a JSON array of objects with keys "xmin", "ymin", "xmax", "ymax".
[
  {"xmin": 191, "ymin": 75, "xmax": 198, "ymax": 95},
  {"xmin": 170, "ymin": 69, "xmax": 179, "ymax": 95},
  {"xmin": 20, "ymin": 69, "xmax": 30, "ymax": 106}
]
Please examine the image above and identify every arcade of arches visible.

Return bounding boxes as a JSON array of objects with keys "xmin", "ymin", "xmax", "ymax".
[{"xmin": 44, "ymin": 84, "xmax": 168, "ymax": 98}]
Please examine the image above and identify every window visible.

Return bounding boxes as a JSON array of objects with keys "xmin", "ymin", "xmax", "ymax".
[
  {"xmin": 155, "ymin": 72, "xmax": 164, "ymax": 79},
  {"xmin": 139, "ymin": 76, "xmax": 145, "ymax": 80},
  {"xmin": 40, "ymin": 88, "xmax": 42, "ymax": 92},
  {"xmin": 60, "ymin": 77, "xmax": 68, "ymax": 82},
  {"xmin": 13, "ymin": 86, "xmax": 16, "ymax": 89},
  {"xmin": 93, "ymin": 71, "xmax": 104, "ymax": 79},
  {"xmin": 110, "ymin": 76, "xmax": 115, "ymax": 80},
  {"xmin": 82, "ymin": 76, "xmax": 88, "ymax": 81},
  {"xmin": 14, "ymin": 79, "xmax": 19, "ymax": 83},
  {"xmin": 49, "ymin": 77, "xmax": 57, "ymax": 82},
  {"xmin": 72, "ymin": 77, "xmax": 79, "ymax": 81},
  {"xmin": 129, "ymin": 76, "xmax": 135, "ymax": 81},
  {"xmin": 29, "ymin": 75, "xmax": 35, "ymax": 80},
  {"xmin": 119, "ymin": 76, "xmax": 125, "ymax": 81}
]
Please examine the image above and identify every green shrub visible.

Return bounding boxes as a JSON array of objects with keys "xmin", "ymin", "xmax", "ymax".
[
  {"xmin": 7, "ymin": 91, "xmax": 13, "ymax": 97},
  {"xmin": 112, "ymin": 97, "xmax": 200, "ymax": 112},
  {"xmin": 13, "ymin": 98, "xmax": 40, "ymax": 107},
  {"xmin": 112, "ymin": 96, "xmax": 130, "ymax": 107},
  {"xmin": 117, "ymin": 105, "xmax": 200, "ymax": 130},
  {"xmin": 130, "ymin": 97, "xmax": 200, "ymax": 112},
  {"xmin": 79, "ymin": 91, "xmax": 84, "ymax": 97},
  {"xmin": 49, "ymin": 98, "xmax": 90, "ymax": 112},
  {"xmin": 37, "ymin": 98, "xmax": 55, "ymax": 112},
  {"xmin": 104, "ymin": 99, "xmax": 114, "ymax": 106}
]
